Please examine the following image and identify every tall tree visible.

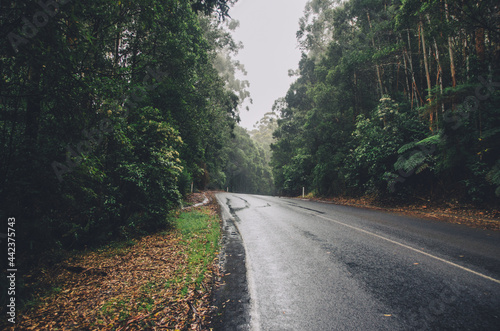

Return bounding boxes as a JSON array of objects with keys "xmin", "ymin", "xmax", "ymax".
[
  {"xmin": 272, "ymin": 0, "xmax": 500, "ymax": 205},
  {"xmin": 0, "ymin": 0, "xmax": 243, "ymax": 252}
]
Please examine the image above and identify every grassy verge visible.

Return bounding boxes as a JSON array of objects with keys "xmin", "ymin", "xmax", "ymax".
[
  {"xmin": 3, "ymin": 200, "xmax": 221, "ymax": 330},
  {"xmin": 176, "ymin": 210, "xmax": 221, "ymax": 294}
]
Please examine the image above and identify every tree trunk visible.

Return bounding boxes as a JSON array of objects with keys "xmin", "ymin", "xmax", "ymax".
[
  {"xmin": 464, "ymin": 35, "xmax": 470, "ymax": 81},
  {"xmin": 434, "ymin": 39, "xmax": 444, "ymax": 121},
  {"xmin": 475, "ymin": 27, "xmax": 486, "ymax": 69},
  {"xmin": 367, "ymin": 12, "xmax": 384, "ymax": 99},
  {"xmin": 402, "ymin": 48, "xmax": 411, "ymax": 100},
  {"xmin": 406, "ymin": 29, "xmax": 419, "ymax": 109},
  {"xmin": 420, "ymin": 20, "xmax": 433, "ymax": 130},
  {"xmin": 444, "ymin": 0, "xmax": 457, "ymax": 88},
  {"xmin": 427, "ymin": 15, "xmax": 444, "ymax": 115},
  {"xmin": 353, "ymin": 71, "xmax": 358, "ymax": 119},
  {"xmin": 115, "ymin": 29, "xmax": 121, "ymax": 67}
]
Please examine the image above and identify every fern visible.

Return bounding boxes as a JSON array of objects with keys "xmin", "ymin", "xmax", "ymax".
[
  {"xmin": 487, "ymin": 162, "xmax": 500, "ymax": 183},
  {"xmin": 397, "ymin": 134, "xmax": 442, "ymax": 155},
  {"xmin": 416, "ymin": 134, "xmax": 443, "ymax": 146},
  {"xmin": 398, "ymin": 141, "xmax": 418, "ymax": 154},
  {"xmin": 395, "ymin": 151, "xmax": 427, "ymax": 173},
  {"xmin": 416, "ymin": 163, "xmax": 429, "ymax": 174},
  {"xmin": 481, "ymin": 127, "xmax": 500, "ymax": 139}
]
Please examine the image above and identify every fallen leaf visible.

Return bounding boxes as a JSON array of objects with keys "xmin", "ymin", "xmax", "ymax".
[{"xmin": 6, "ymin": 192, "xmax": 222, "ymax": 331}]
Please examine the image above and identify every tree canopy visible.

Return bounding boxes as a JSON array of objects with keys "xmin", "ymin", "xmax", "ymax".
[
  {"xmin": 0, "ymin": 0, "xmax": 270, "ymax": 251},
  {"xmin": 272, "ymin": 0, "xmax": 500, "ymax": 205}
]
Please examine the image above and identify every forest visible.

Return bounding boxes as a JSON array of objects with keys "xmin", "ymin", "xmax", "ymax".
[
  {"xmin": 0, "ymin": 0, "xmax": 273, "ymax": 252},
  {"xmin": 1, "ymin": 0, "xmax": 499, "ymax": 254},
  {"xmin": 2, "ymin": 1, "xmax": 499, "ymax": 328},
  {"xmin": 271, "ymin": 0, "xmax": 500, "ymax": 207}
]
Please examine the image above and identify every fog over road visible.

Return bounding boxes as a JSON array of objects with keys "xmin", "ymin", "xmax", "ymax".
[{"xmin": 216, "ymin": 193, "xmax": 500, "ymax": 330}]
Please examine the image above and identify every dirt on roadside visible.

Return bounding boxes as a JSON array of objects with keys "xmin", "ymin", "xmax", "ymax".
[
  {"xmin": 298, "ymin": 195, "xmax": 500, "ymax": 231},
  {"xmin": 2, "ymin": 192, "xmax": 223, "ymax": 331}
]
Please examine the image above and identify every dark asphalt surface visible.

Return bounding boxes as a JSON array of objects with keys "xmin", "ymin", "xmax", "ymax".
[{"xmin": 215, "ymin": 193, "xmax": 500, "ymax": 330}]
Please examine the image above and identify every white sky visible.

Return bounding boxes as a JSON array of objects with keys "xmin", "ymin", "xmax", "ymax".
[{"xmin": 229, "ymin": 0, "xmax": 309, "ymax": 130}]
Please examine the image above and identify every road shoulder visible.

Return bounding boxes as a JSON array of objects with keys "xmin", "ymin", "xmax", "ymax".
[
  {"xmin": 210, "ymin": 194, "xmax": 252, "ymax": 330},
  {"xmin": 295, "ymin": 195, "xmax": 500, "ymax": 231}
]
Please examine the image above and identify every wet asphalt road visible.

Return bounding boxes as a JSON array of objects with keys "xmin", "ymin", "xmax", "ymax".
[{"xmin": 215, "ymin": 193, "xmax": 500, "ymax": 330}]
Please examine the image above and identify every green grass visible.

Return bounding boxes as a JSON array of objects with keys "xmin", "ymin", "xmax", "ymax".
[
  {"xmin": 303, "ymin": 192, "xmax": 316, "ymax": 199},
  {"xmin": 96, "ymin": 208, "xmax": 221, "ymax": 321},
  {"xmin": 175, "ymin": 209, "xmax": 221, "ymax": 289},
  {"xmin": 100, "ymin": 297, "xmax": 131, "ymax": 321}
]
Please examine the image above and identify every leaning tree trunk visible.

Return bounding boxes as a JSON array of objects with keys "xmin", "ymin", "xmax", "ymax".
[
  {"xmin": 420, "ymin": 20, "xmax": 433, "ymax": 131},
  {"xmin": 406, "ymin": 29, "xmax": 420, "ymax": 109}
]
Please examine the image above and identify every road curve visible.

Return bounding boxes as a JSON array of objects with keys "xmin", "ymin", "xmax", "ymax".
[{"xmin": 216, "ymin": 193, "xmax": 500, "ymax": 330}]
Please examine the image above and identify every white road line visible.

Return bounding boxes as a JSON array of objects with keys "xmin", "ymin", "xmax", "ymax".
[{"xmin": 315, "ymin": 213, "xmax": 500, "ymax": 285}]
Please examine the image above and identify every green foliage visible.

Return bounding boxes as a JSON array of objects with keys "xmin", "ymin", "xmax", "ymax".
[
  {"xmin": 395, "ymin": 134, "xmax": 443, "ymax": 174},
  {"xmin": 347, "ymin": 96, "xmax": 426, "ymax": 194},
  {"xmin": 272, "ymin": 0, "xmax": 500, "ymax": 206},
  {"xmin": 178, "ymin": 167, "xmax": 194, "ymax": 197},
  {"xmin": 249, "ymin": 112, "xmax": 278, "ymax": 164},
  {"xmin": 0, "ymin": 0, "xmax": 243, "ymax": 252},
  {"xmin": 223, "ymin": 126, "xmax": 274, "ymax": 195},
  {"xmin": 487, "ymin": 161, "xmax": 500, "ymax": 197}
]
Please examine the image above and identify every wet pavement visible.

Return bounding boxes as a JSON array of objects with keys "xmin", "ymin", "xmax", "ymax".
[{"xmin": 214, "ymin": 193, "xmax": 500, "ymax": 330}]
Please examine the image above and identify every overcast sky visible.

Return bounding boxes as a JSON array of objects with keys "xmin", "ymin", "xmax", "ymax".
[{"xmin": 229, "ymin": 0, "xmax": 309, "ymax": 130}]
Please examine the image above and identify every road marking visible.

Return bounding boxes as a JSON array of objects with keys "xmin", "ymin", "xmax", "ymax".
[{"xmin": 315, "ymin": 214, "xmax": 500, "ymax": 285}]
